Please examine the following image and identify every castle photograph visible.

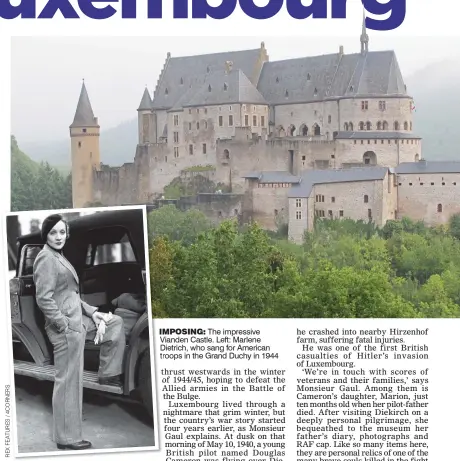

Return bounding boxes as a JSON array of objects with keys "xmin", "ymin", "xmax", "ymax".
[{"xmin": 60, "ymin": 28, "xmax": 460, "ymax": 243}]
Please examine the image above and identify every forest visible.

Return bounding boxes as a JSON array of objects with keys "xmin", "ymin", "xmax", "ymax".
[
  {"xmin": 148, "ymin": 205, "xmax": 460, "ymax": 319},
  {"xmin": 11, "ymin": 136, "xmax": 72, "ymax": 212}
]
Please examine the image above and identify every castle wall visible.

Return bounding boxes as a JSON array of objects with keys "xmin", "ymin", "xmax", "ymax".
[
  {"xmin": 397, "ymin": 172, "xmax": 460, "ymax": 225},
  {"xmin": 93, "ymin": 163, "xmax": 138, "ymax": 205},
  {"xmin": 251, "ymin": 184, "xmax": 290, "ymax": 231},
  {"xmin": 339, "ymin": 97, "xmax": 413, "ymax": 132},
  {"xmin": 288, "ymin": 197, "xmax": 312, "ymax": 243},
  {"xmin": 336, "ymin": 137, "xmax": 421, "ymax": 168}
]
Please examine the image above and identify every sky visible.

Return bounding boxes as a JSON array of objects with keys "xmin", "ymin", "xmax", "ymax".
[{"xmin": 11, "ymin": 34, "xmax": 460, "ymax": 144}]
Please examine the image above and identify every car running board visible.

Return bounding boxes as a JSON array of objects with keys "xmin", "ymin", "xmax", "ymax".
[{"xmin": 14, "ymin": 360, "xmax": 123, "ymax": 394}]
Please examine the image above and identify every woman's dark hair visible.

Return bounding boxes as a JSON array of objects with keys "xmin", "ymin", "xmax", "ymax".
[{"xmin": 41, "ymin": 214, "xmax": 70, "ymax": 242}]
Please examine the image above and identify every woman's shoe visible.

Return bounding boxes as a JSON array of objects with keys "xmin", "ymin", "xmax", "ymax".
[{"xmin": 57, "ymin": 440, "xmax": 92, "ymax": 450}]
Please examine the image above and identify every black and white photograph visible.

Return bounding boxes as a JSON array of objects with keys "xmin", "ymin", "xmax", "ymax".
[{"xmin": 4, "ymin": 205, "xmax": 158, "ymax": 455}]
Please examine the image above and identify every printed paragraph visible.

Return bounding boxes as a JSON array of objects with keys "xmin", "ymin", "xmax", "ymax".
[
  {"xmin": 296, "ymin": 327, "xmax": 429, "ymax": 461},
  {"xmin": 159, "ymin": 327, "xmax": 287, "ymax": 461}
]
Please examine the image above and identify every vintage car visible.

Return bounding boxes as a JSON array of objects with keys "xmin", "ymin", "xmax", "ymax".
[{"xmin": 9, "ymin": 209, "xmax": 153, "ymax": 417}]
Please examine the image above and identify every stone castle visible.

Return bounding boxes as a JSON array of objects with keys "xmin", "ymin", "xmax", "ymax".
[{"xmin": 69, "ymin": 24, "xmax": 460, "ymax": 243}]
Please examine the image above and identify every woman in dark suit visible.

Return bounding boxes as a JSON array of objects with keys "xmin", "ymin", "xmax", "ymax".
[{"xmin": 33, "ymin": 214, "xmax": 126, "ymax": 450}]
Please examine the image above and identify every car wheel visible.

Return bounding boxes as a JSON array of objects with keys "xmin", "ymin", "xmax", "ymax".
[{"xmin": 138, "ymin": 350, "xmax": 153, "ymax": 418}]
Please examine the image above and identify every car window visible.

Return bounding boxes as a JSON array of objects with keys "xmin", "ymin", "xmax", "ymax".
[
  {"xmin": 20, "ymin": 245, "xmax": 43, "ymax": 276},
  {"xmin": 86, "ymin": 233, "xmax": 136, "ymax": 267}
]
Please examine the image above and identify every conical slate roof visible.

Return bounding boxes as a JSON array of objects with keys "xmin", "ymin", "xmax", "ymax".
[
  {"xmin": 138, "ymin": 87, "xmax": 153, "ymax": 111},
  {"xmin": 70, "ymin": 82, "xmax": 99, "ymax": 128}
]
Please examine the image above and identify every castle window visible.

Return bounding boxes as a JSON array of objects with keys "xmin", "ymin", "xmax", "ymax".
[
  {"xmin": 442, "ymin": 182, "xmax": 446, "ymax": 186},
  {"xmin": 285, "ymin": 90, "xmax": 289, "ymax": 98},
  {"xmin": 224, "ymin": 149, "xmax": 230, "ymax": 159},
  {"xmin": 314, "ymin": 88, "xmax": 318, "ymax": 96},
  {"xmin": 189, "ymin": 144, "xmax": 193, "ymax": 155},
  {"xmin": 361, "ymin": 101, "xmax": 368, "ymax": 110},
  {"xmin": 207, "ymin": 66, "xmax": 210, "ymax": 73},
  {"xmin": 359, "ymin": 122, "xmax": 364, "ymax": 131},
  {"xmin": 218, "ymin": 211, "xmax": 222, "ymax": 218},
  {"xmin": 245, "ymin": 115, "xmax": 249, "ymax": 126},
  {"xmin": 339, "ymin": 210, "xmax": 344, "ymax": 217},
  {"xmin": 302, "ymin": 155, "xmax": 306, "ymax": 160},
  {"xmin": 229, "ymin": 106, "xmax": 232, "ymax": 111},
  {"xmin": 328, "ymin": 115, "xmax": 331, "ymax": 123},
  {"xmin": 197, "ymin": 109, "xmax": 199, "ymax": 113},
  {"xmin": 410, "ymin": 122, "xmax": 413, "ymax": 130},
  {"xmin": 165, "ymin": 88, "xmax": 168, "ymax": 95},
  {"xmin": 354, "ymin": 140, "xmax": 357, "ymax": 145},
  {"xmin": 431, "ymin": 182, "xmax": 434, "ymax": 186},
  {"xmin": 219, "ymin": 116, "xmax": 223, "ymax": 127},
  {"xmin": 165, "ymin": 156, "xmax": 167, "ymax": 162},
  {"xmin": 349, "ymin": 86, "xmax": 354, "ymax": 92},
  {"xmin": 82, "ymin": 128, "xmax": 87, "ymax": 133},
  {"xmin": 219, "ymin": 106, "xmax": 222, "ymax": 111},
  {"xmin": 368, "ymin": 209, "xmax": 372, "ymax": 218},
  {"xmin": 454, "ymin": 182, "xmax": 457, "ymax": 186},
  {"xmin": 377, "ymin": 121, "xmax": 382, "ymax": 130},
  {"xmin": 261, "ymin": 116, "xmax": 265, "ymax": 127},
  {"xmin": 404, "ymin": 121, "xmax": 409, "ymax": 131},
  {"xmin": 174, "ymin": 147, "xmax": 179, "ymax": 158},
  {"xmin": 331, "ymin": 197, "xmax": 335, "ymax": 203},
  {"xmin": 253, "ymin": 106, "xmax": 257, "ymax": 112},
  {"xmin": 276, "ymin": 77, "xmax": 279, "ymax": 83},
  {"xmin": 196, "ymin": 122, "xmax": 200, "ymax": 130},
  {"xmin": 368, "ymin": 140, "xmax": 371, "ymax": 144},
  {"xmin": 364, "ymin": 195, "xmax": 369, "ymax": 203},
  {"xmin": 296, "ymin": 199, "xmax": 301, "ymax": 208},
  {"xmin": 344, "ymin": 122, "xmax": 349, "ymax": 131},
  {"xmin": 437, "ymin": 204, "xmax": 443, "ymax": 213},
  {"xmin": 203, "ymin": 143, "xmax": 207, "ymax": 154},
  {"xmin": 296, "ymin": 211, "xmax": 302, "ymax": 220},
  {"xmin": 328, "ymin": 210, "xmax": 333, "ymax": 218},
  {"xmin": 394, "ymin": 121, "xmax": 400, "ymax": 130},
  {"xmin": 189, "ymin": 122, "xmax": 192, "ymax": 130},
  {"xmin": 174, "ymin": 131, "xmax": 179, "ymax": 143},
  {"xmin": 253, "ymin": 116, "xmax": 257, "ymax": 127},
  {"xmin": 307, "ymin": 73, "xmax": 311, "ymax": 81},
  {"xmin": 205, "ymin": 108, "xmax": 208, "ymax": 114},
  {"xmin": 374, "ymin": 140, "xmax": 377, "ymax": 144},
  {"xmin": 174, "ymin": 115, "xmax": 179, "ymax": 126},
  {"xmin": 189, "ymin": 109, "xmax": 192, "ymax": 114},
  {"xmin": 208, "ymin": 85, "xmax": 212, "ymax": 92},
  {"xmin": 229, "ymin": 115, "xmax": 233, "ymax": 126},
  {"xmin": 224, "ymin": 83, "xmax": 228, "ymax": 91},
  {"xmin": 243, "ymin": 105, "xmax": 246, "ymax": 111},
  {"xmin": 379, "ymin": 101, "xmax": 386, "ymax": 111},
  {"xmin": 383, "ymin": 121, "xmax": 388, "ymax": 130},
  {"xmin": 180, "ymin": 77, "xmax": 183, "ymax": 85},
  {"xmin": 361, "ymin": 140, "xmax": 364, "ymax": 145},
  {"xmin": 274, "ymin": 209, "xmax": 278, "ymax": 216},
  {"xmin": 366, "ymin": 121, "xmax": 371, "ymax": 130},
  {"xmin": 78, "ymin": 142, "xmax": 81, "ymax": 148},
  {"xmin": 349, "ymin": 122, "xmax": 354, "ymax": 131}
]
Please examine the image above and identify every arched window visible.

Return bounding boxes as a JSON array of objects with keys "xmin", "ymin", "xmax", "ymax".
[
  {"xmin": 410, "ymin": 122, "xmax": 413, "ymax": 130},
  {"xmin": 377, "ymin": 121, "xmax": 382, "ymax": 130},
  {"xmin": 363, "ymin": 151, "xmax": 377, "ymax": 165},
  {"xmin": 313, "ymin": 124, "xmax": 321, "ymax": 136},
  {"xmin": 223, "ymin": 149, "xmax": 230, "ymax": 159},
  {"xmin": 383, "ymin": 121, "xmax": 388, "ymax": 130},
  {"xmin": 404, "ymin": 121, "xmax": 409, "ymax": 131},
  {"xmin": 366, "ymin": 121, "xmax": 371, "ymax": 131},
  {"xmin": 288, "ymin": 125, "xmax": 296, "ymax": 136},
  {"xmin": 359, "ymin": 122, "xmax": 365, "ymax": 131},
  {"xmin": 300, "ymin": 124, "xmax": 308, "ymax": 136},
  {"xmin": 349, "ymin": 122, "xmax": 354, "ymax": 131},
  {"xmin": 285, "ymin": 90, "xmax": 289, "ymax": 98},
  {"xmin": 437, "ymin": 204, "xmax": 443, "ymax": 213},
  {"xmin": 208, "ymin": 85, "xmax": 212, "ymax": 92},
  {"xmin": 394, "ymin": 121, "xmax": 400, "ymax": 130},
  {"xmin": 415, "ymin": 154, "xmax": 420, "ymax": 161},
  {"xmin": 364, "ymin": 195, "xmax": 369, "ymax": 203},
  {"xmin": 344, "ymin": 122, "xmax": 349, "ymax": 131}
]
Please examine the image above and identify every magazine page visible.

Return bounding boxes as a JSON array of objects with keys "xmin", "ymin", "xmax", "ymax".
[{"xmin": 1, "ymin": 1, "xmax": 460, "ymax": 459}]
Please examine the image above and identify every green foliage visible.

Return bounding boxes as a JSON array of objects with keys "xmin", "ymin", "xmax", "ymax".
[
  {"xmin": 11, "ymin": 136, "xmax": 72, "ymax": 212},
  {"xmin": 163, "ymin": 174, "xmax": 229, "ymax": 199},
  {"xmin": 147, "ymin": 205, "xmax": 212, "ymax": 246},
  {"xmin": 148, "ymin": 211, "xmax": 460, "ymax": 319}
]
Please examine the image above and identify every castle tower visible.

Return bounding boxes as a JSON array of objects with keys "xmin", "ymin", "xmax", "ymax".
[
  {"xmin": 360, "ymin": 11, "xmax": 369, "ymax": 54},
  {"xmin": 137, "ymin": 87, "xmax": 156, "ymax": 145},
  {"xmin": 69, "ymin": 81, "xmax": 100, "ymax": 208}
]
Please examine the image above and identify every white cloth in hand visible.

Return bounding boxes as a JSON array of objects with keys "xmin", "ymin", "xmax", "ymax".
[{"xmin": 94, "ymin": 312, "xmax": 112, "ymax": 344}]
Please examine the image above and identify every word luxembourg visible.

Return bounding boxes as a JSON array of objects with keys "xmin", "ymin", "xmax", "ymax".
[{"xmin": 1, "ymin": 0, "xmax": 406, "ymax": 30}]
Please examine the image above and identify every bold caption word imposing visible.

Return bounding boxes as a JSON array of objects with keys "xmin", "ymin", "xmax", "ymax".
[{"xmin": 1, "ymin": 0, "xmax": 406, "ymax": 30}]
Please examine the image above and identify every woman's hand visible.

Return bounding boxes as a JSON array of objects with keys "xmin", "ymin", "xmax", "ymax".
[{"xmin": 92, "ymin": 311, "xmax": 106, "ymax": 327}]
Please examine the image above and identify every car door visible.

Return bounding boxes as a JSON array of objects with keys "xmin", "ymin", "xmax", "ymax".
[{"xmin": 11, "ymin": 244, "xmax": 52, "ymax": 365}]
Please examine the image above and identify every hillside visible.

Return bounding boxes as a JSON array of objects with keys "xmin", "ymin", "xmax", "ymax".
[
  {"xmin": 18, "ymin": 58, "xmax": 460, "ymax": 167},
  {"xmin": 406, "ymin": 60, "xmax": 460, "ymax": 161},
  {"xmin": 10, "ymin": 136, "xmax": 72, "ymax": 212}
]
